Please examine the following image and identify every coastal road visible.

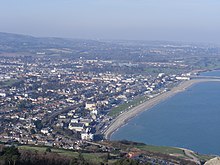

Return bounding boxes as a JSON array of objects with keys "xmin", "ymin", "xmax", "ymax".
[{"xmin": 180, "ymin": 148, "xmax": 201, "ymax": 165}]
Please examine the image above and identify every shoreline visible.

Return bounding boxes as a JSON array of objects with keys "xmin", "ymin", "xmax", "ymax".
[{"xmin": 104, "ymin": 78, "xmax": 220, "ymax": 140}]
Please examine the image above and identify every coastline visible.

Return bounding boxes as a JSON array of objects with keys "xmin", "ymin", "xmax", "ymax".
[{"xmin": 104, "ymin": 78, "xmax": 220, "ymax": 140}]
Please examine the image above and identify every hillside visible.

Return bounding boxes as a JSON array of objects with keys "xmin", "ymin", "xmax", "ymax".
[
  {"xmin": 1, "ymin": 32, "xmax": 218, "ymax": 62},
  {"xmin": 0, "ymin": 141, "xmax": 214, "ymax": 165}
]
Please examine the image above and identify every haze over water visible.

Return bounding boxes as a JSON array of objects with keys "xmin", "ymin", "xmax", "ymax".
[{"xmin": 111, "ymin": 70, "xmax": 220, "ymax": 155}]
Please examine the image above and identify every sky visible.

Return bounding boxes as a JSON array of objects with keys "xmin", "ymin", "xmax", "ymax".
[{"xmin": 0, "ymin": 0, "xmax": 220, "ymax": 43}]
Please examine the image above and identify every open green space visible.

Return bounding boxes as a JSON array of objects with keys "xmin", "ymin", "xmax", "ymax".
[
  {"xmin": 144, "ymin": 67, "xmax": 187, "ymax": 76},
  {"xmin": 108, "ymin": 96, "xmax": 148, "ymax": 117},
  {"xmin": 17, "ymin": 141, "xmax": 213, "ymax": 164},
  {"xmin": 18, "ymin": 145, "xmax": 109, "ymax": 164},
  {"xmin": 136, "ymin": 144, "xmax": 185, "ymax": 155},
  {"xmin": 0, "ymin": 79, "xmax": 21, "ymax": 87}
]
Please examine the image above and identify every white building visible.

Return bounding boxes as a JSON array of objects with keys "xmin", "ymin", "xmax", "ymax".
[
  {"xmin": 85, "ymin": 103, "xmax": 96, "ymax": 111},
  {"xmin": 176, "ymin": 76, "xmax": 190, "ymax": 80},
  {"xmin": 81, "ymin": 132, "xmax": 93, "ymax": 140},
  {"xmin": 68, "ymin": 123, "xmax": 84, "ymax": 132}
]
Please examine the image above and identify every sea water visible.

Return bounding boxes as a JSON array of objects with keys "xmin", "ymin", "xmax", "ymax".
[{"xmin": 111, "ymin": 70, "xmax": 220, "ymax": 155}]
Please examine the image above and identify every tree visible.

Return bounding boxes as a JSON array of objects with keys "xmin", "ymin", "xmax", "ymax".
[
  {"xmin": 113, "ymin": 158, "xmax": 139, "ymax": 165},
  {"xmin": 30, "ymin": 128, "xmax": 36, "ymax": 134},
  {"xmin": 11, "ymin": 155, "xmax": 19, "ymax": 165},
  {"xmin": 101, "ymin": 152, "xmax": 110, "ymax": 164},
  {"xmin": 1, "ymin": 146, "xmax": 20, "ymax": 165},
  {"xmin": 46, "ymin": 147, "xmax": 52, "ymax": 153},
  {"xmin": 34, "ymin": 120, "xmax": 43, "ymax": 130},
  {"xmin": 77, "ymin": 152, "xmax": 89, "ymax": 165}
]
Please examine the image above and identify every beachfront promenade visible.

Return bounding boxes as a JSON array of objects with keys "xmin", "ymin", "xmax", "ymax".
[
  {"xmin": 191, "ymin": 76, "xmax": 220, "ymax": 79},
  {"xmin": 104, "ymin": 78, "xmax": 220, "ymax": 139}
]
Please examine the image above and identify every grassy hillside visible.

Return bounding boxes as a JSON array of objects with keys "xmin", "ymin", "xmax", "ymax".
[{"xmin": 16, "ymin": 140, "xmax": 213, "ymax": 164}]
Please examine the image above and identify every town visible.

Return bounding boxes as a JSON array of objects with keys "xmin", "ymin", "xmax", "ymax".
[
  {"xmin": 0, "ymin": 55, "xmax": 193, "ymax": 148},
  {"xmin": 0, "ymin": 33, "xmax": 220, "ymax": 151}
]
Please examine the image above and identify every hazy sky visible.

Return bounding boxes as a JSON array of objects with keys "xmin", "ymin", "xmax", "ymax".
[{"xmin": 1, "ymin": 0, "xmax": 220, "ymax": 43}]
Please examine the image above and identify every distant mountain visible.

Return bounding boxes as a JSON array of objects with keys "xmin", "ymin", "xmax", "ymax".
[
  {"xmin": 1, "ymin": 32, "xmax": 219, "ymax": 61},
  {"xmin": 0, "ymin": 32, "xmax": 103, "ymax": 55},
  {"xmin": 0, "ymin": 32, "xmax": 35, "ymax": 43},
  {"xmin": 0, "ymin": 32, "xmax": 138, "ymax": 61}
]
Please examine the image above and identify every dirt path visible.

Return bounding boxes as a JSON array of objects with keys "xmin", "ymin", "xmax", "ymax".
[{"xmin": 181, "ymin": 148, "xmax": 201, "ymax": 165}]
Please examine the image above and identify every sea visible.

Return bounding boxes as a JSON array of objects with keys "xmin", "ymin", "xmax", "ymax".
[{"xmin": 111, "ymin": 70, "xmax": 220, "ymax": 155}]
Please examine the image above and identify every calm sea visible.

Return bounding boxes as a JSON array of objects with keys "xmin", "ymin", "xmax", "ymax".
[{"xmin": 111, "ymin": 70, "xmax": 220, "ymax": 155}]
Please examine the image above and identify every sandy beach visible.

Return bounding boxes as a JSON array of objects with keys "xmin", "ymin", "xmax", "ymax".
[{"xmin": 104, "ymin": 78, "xmax": 220, "ymax": 139}]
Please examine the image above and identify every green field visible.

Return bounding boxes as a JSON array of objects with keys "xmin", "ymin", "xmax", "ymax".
[
  {"xmin": 18, "ymin": 145, "xmax": 109, "ymax": 164},
  {"xmin": 0, "ymin": 79, "xmax": 21, "ymax": 87},
  {"xmin": 136, "ymin": 144, "xmax": 184, "ymax": 155},
  {"xmin": 18, "ymin": 144, "xmax": 185, "ymax": 160},
  {"xmin": 108, "ymin": 96, "xmax": 148, "ymax": 117},
  {"xmin": 17, "ymin": 141, "xmax": 214, "ymax": 164},
  {"xmin": 144, "ymin": 67, "xmax": 187, "ymax": 76}
]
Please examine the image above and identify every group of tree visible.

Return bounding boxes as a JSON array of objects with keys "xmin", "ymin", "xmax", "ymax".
[
  {"xmin": 0, "ymin": 145, "xmax": 20, "ymax": 165},
  {"xmin": 0, "ymin": 145, "xmax": 188, "ymax": 165},
  {"xmin": 0, "ymin": 145, "xmax": 90, "ymax": 165}
]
